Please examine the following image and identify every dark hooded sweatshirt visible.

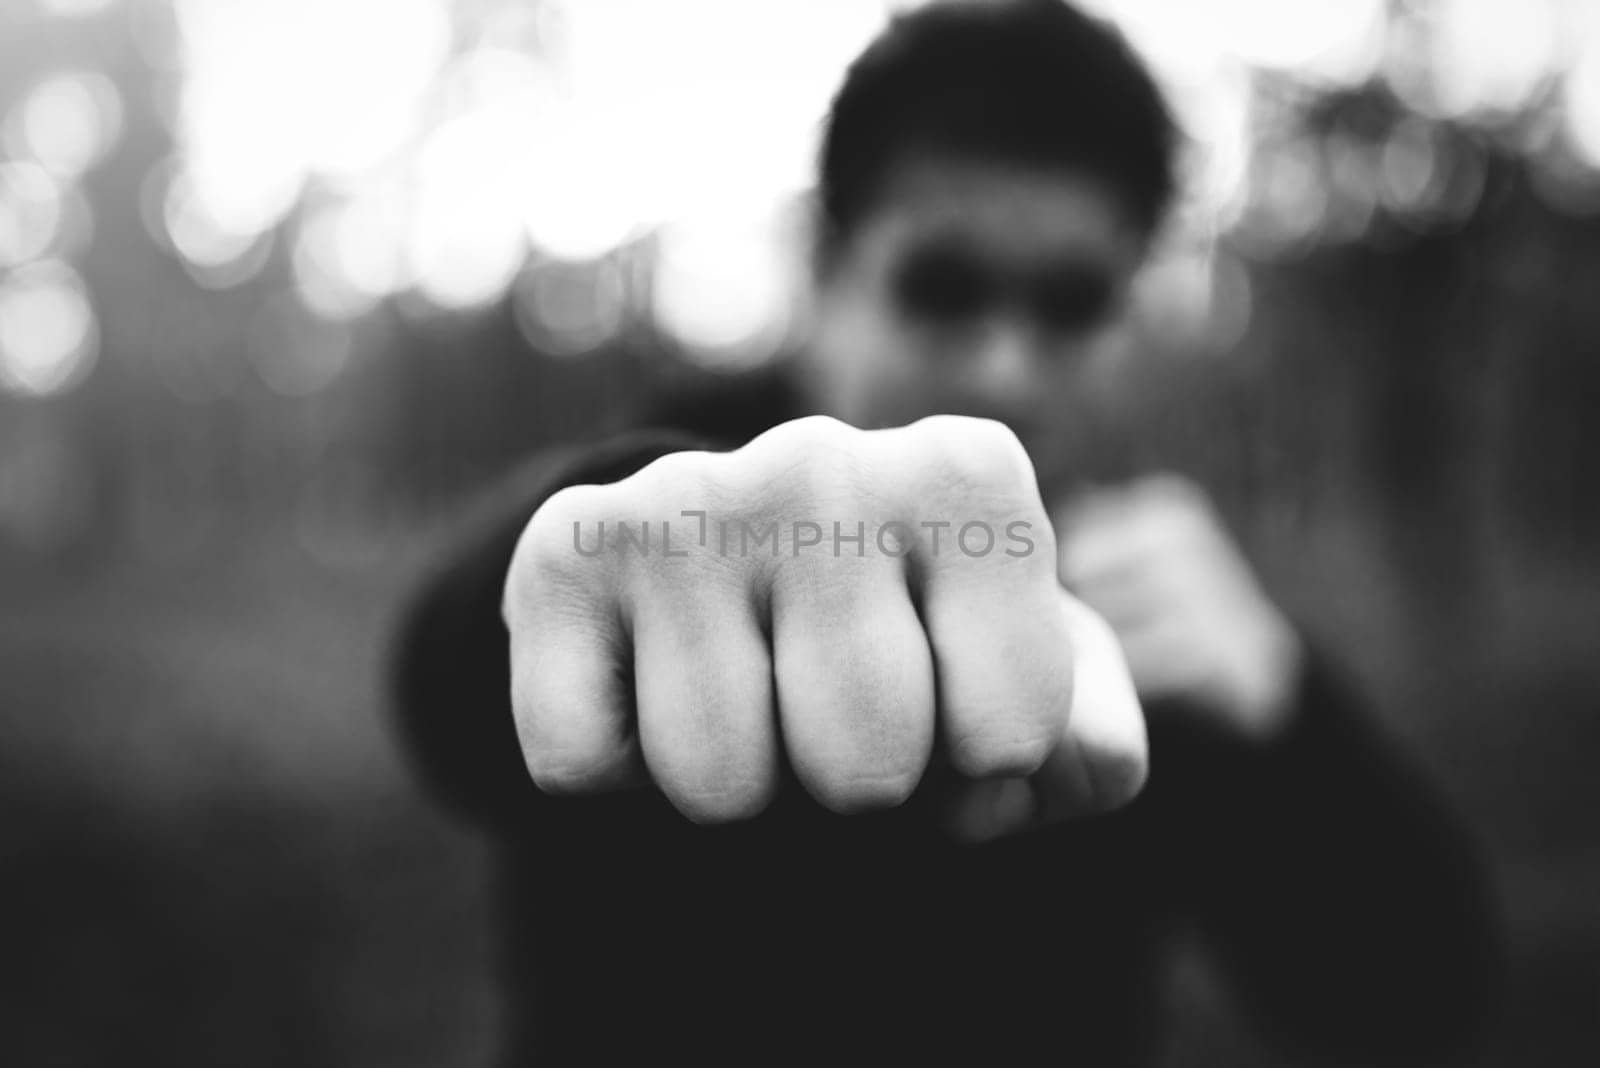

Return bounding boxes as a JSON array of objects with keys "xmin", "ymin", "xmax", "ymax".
[{"xmin": 390, "ymin": 374, "xmax": 1500, "ymax": 1066}]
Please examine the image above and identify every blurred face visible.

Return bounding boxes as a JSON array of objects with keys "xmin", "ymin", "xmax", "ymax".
[{"xmin": 805, "ymin": 156, "xmax": 1149, "ymax": 494}]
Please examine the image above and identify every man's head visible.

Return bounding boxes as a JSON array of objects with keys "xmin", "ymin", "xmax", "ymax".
[{"xmin": 803, "ymin": 0, "xmax": 1177, "ymax": 487}]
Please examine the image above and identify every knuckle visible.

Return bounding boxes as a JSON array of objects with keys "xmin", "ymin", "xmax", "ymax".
[
  {"xmin": 1144, "ymin": 472, "xmax": 1203, "ymax": 503},
  {"xmin": 629, "ymin": 447, "xmax": 724, "ymax": 505},
  {"xmin": 1142, "ymin": 473, "xmax": 1211, "ymax": 525},
  {"xmin": 922, "ymin": 415, "xmax": 1032, "ymax": 485},
  {"xmin": 743, "ymin": 417, "xmax": 867, "ymax": 506},
  {"xmin": 519, "ymin": 484, "xmax": 609, "ymax": 572},
  {"xmin": 741, "ymin": 415, "xmax": 847, "ymax": 467},
  {"xmin": 782, "ymin": 460, "xmax": 857, "ymax": 516},
  {"xmin": 905, "ymin": 417, "xmax": 1045, "ymax": 529},
  {"xmin": 771, "ymin": 414, "xmax": 856, "ymax": 449},
  {"xmin": 505, "ymin": 485, "xmax": 612, "ymax": 625}
]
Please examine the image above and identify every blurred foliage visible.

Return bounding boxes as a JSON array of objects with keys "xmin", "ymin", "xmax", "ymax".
[{"xmin": 0, "ymin": 0, "xmax": 1597, "ymax": 583}]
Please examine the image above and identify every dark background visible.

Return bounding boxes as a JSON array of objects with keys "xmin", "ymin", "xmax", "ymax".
[{"xmin": 1, "ymin": 1, "xmax": 1597, "ymax": 1064}]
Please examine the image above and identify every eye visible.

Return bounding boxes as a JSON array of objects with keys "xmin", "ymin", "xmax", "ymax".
[
  {"xmin": 891, "ymin": 245, "xmax": 994, "ymax": 325},
  {"xmin": 1029, "ymin": 263, "xmax": 1116, "ymax": 335}
]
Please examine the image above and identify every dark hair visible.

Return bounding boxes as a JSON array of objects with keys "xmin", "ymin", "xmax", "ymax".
[{"xmin": 818, "ymin": 0, "xmax": 1178, "ymax": 258}]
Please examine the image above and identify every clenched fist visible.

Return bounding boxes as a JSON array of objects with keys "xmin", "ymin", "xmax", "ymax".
[
  {"xmin": 503, "ymin": 415, "xmax": 1146, "ymax": 832},
  {"xmin": 1057, "ymin": 474, "xmax": 1304, "ymax": 739}
]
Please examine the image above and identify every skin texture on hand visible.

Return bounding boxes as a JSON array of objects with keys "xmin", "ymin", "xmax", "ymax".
[
  {"xmin": 502, "ymin": 414, "xmax": 1146, "ymax": 832},
  {"xmin": 1056, "ymin": 474, "xmax": 1305, "ymax": 741},
  {"xmin": 941, "ymin": 592, "xmax": 1146, "ymax": 842}
]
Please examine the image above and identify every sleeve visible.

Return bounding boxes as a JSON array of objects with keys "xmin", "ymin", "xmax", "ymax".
[
  {"xmin": 1143, "ymin": 640, "xmax": 1506, "ymax": 1063},
  {"xmin": 386, "ymin": 428, "xmax": 708, "ymax": 831}
]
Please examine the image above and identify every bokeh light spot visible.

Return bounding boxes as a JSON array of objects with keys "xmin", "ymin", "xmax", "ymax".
[
  {"xmin": 161, "ymin": 170, "xmax": 274, "ymax": 287},
  {"xmin": 4, "ymin": 71, "xmax": 124, "ymax": 179},
  {"xmin": 248, "ymin": 294, "xmax": 355, "ymax": 396},
  {"xmin": 0, "ymin": 260, "xmax": 99, "ymax": 396},
  {"xmin": 512, "ymin": 258, "xmax": 628, "ymax": 358},
  {"xmin": 0, "ymin": 162, "xmax": 64, "ymax": 268},
  {"xmin": 652, "ymin": 215, "xmax": 795, "ymax": 368},
  {"xmin": 37, "ymin": 0, "xmax": 117, "ymax": 16},
  {"xmin": 1567, "ymin": 41, "xmax": 1600, "ymax": 170},
  {"xmin": 406, "ymin": 112, "xmax": 531, "ymax": 309}
]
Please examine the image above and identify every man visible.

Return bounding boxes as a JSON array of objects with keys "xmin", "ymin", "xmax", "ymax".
[{"xmin": 392, "ymin": 2, "xmax": 1500, "ymax": 1063}]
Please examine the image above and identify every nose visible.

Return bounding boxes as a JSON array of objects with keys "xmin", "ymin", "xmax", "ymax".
[{"xmin": 967, "ymin": 318, "xmax": 1044, "ymax": 413}]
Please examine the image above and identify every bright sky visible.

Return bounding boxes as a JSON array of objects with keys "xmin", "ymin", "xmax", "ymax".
[{"xmin": 5, "ymin": 0, "xmax": 1600, "ymax": 394}]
